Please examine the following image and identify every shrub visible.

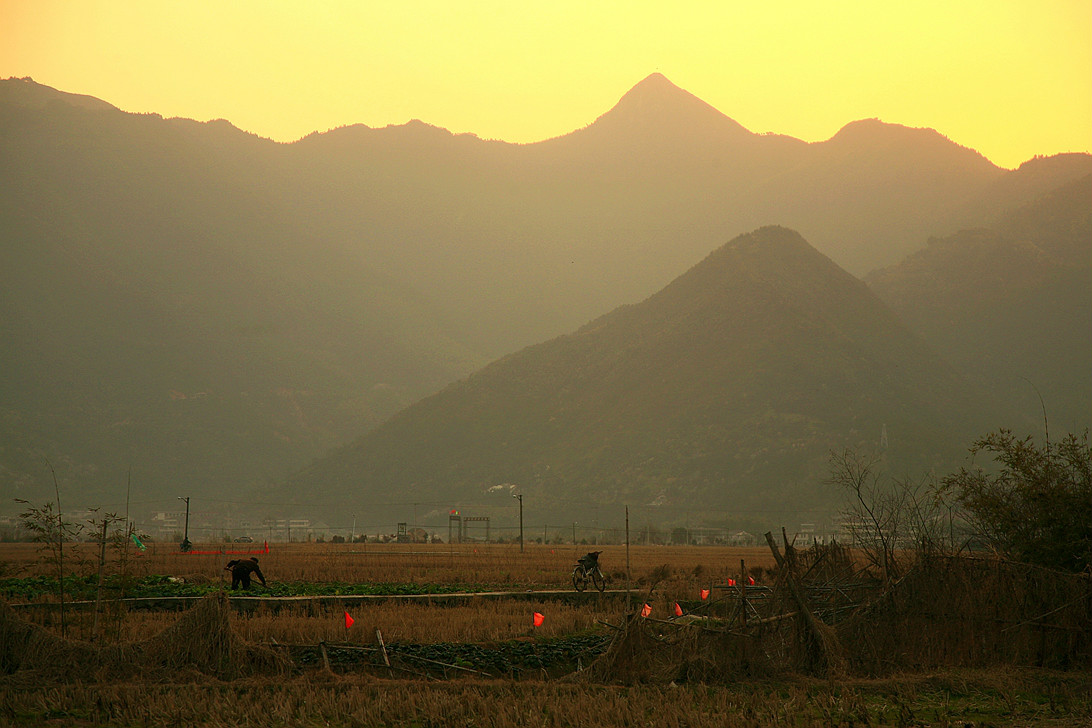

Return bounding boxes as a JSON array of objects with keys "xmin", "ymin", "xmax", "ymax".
[{"xmin": 942, "ymin": 429, "xmax": 1091, "ymax": 572}]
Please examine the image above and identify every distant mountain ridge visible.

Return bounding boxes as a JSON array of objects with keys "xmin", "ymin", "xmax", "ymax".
[
  {"xmin": 1, "ymin": 73, "xmax": 1088, "ymax": 512},
  {"xmin": 0, "ymin": 76, "xmax": 118, "ymax": 112},
  {"xmin": 282, "ymin": 227, "xmax": 995, "ymax": 528},
  {"xmin": 867, "ymin": 174, "xmax": 1092, "ymax": 429},
  {"xmin": 0, "ymin": 85, "xmax": 486, "ymax": 505}
]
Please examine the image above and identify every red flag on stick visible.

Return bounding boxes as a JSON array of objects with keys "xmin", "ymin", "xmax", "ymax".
[
  {"xmin": 640, "ymin": 603, "xmax": 652, "ymax": 618},
  {"xmin": 700, "ymin": 588, "xmax": 711, "ymax": 600},
  {"xmin": 727, "ymin": 578, "xmax": 736, "ymax": 586},
  {"xmin": 674, "ymin": 602, "xmax": 683, "ymax": 617},
  {"xmin": 748, "ymin": 576, "xmax": 756, "ymax": 585},
  {"xmin": 532, "ymin": 612, "xmax": 545, "ymax": 627},
  {"xmin": 344, "ymin": 611, "xmax": 354, "ymax": 629}
]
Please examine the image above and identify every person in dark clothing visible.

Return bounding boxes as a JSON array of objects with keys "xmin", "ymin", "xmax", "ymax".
[
  {"xmin": 224, "ymin": 557, "xmax": 267, "ymax": 590},
  {"xmin": 578, "ymin": 551, "xmax": 602, "ymax": 569}
]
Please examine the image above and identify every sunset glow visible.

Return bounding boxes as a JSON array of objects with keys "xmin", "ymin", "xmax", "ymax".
[{"xmin": 2, "ymin": 1, "xmax": 1090, "ymax": 169}]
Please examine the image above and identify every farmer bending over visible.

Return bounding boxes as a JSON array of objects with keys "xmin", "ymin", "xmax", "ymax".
[{"xmin": 225, "ymin": 557, "xmax": 267, "ymax": 590}]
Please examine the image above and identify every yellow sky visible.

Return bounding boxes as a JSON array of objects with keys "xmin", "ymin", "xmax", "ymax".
[{"xmin": 2, "ymin": 1, "xmax": 1090, "ymax": 169}]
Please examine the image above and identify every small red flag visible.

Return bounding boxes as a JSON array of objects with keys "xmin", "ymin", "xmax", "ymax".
[
  {"xmin": 263, "ymin": 541, "xmax": 269, "ymax": 553},
  {"xmin": 344, "ymin": 611, "xmax": 354, "ymax": 629},
  {"xmin": 641, "ymin": 603, "xmax": 652, "ymax": 618},
  {"xmin": 674, "ymin": 602, "xmax": 683, "ymax": 617},
  {"xmin": 700, "ymin": 588, "xmax": 710, "ymax": 600},
  {"xmin": 532, "ymin": 612, "xmax": 545, "ymax": 627},
  {"xmin": 728, "ymin": 578, "xmax": 736, "ymax": 586},
  {"xmin": 748, "ymin": 576, "xmax": 756, "ymax": 585}
]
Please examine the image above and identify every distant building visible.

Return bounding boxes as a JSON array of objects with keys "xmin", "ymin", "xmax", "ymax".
[
  {"xmin": 148, "ymin": 511, "xmax": 185, "ymax": 539},
  {"xmin": 797, "ymin": 523, "xmax": 837, "ymax": 546},
  {"xmin": 729, "ymin": 530, "xmax": 756, "ymax": 546}
]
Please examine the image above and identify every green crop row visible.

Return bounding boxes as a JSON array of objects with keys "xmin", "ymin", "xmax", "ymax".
[{"xmin": 0, "ymin": 575, "xmax": 493, "ymax": 601}]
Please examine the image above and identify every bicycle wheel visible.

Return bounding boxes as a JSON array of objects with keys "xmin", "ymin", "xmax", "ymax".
[
  {"xmin": 572, "ymin": 566, "xmax": 587, "ymax": 592},
  {"xmin": 591, "ymin": 567, "xmax": 605, "ymax": 592}
]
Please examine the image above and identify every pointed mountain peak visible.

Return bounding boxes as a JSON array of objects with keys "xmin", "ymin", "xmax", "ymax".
[
  {"xmin": 653, "ymin": 226, "xmax": 862, "ymax": 310},
  {"xmin": 696, "ymin": 226, "xmax": 820, "ymax": 273},
  {"xmin": 584, "ymin": 73, "xmax": 753, "ymax": 142},
  {"xmin": 625, "ymin": 72, "xmax": 682, "ymax": 96}
]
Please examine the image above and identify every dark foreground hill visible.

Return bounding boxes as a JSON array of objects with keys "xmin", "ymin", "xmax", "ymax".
[{"xmin": 282, "ymin": 227, "xmax": 998, "ymax": 529}]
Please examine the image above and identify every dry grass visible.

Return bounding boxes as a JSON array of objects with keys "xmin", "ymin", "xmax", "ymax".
[
  {"xmin": 0, "ymin": 541, "xmax": 777, "ymax": 655},
  {"xmin": 840, "ymin": 555, "xmax": 1092, "ymax": 675},
  {"xmin": 1, "ymin": 669, "xmax": 1089, "ymax": 727},
  {"xmin": 0, "ymin": 541, "xmax": 776, "ymax": 590}
]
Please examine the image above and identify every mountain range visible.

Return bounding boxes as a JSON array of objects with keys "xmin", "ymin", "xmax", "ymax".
[{"xmin": 1, "ymin": 74, "xmax": 1088, "ymax": 522}]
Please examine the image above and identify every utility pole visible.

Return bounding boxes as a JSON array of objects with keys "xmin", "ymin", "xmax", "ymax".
[
  {"xmin": 513, "ymin": 493, "xmax": 524, "ymax": 553},
  {"xmin": 177, "ymin": 496, "xmax": 191, "ymax": 551},
  {"xmin": 351, "ymin": 513, "xmax": 356, "ymax": 544},
  {"xmin": 625, "ymin": 506, "xmax": 631, "ymax": 609}
]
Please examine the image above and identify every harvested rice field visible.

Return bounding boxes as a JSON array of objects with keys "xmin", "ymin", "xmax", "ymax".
[{"xmin": 1, "ymin": 541, "xmax": 1089, "ymax": 727}]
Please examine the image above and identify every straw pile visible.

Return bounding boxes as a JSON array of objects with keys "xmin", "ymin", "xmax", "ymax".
[
  {"xmin": 582, "ymin": 611, "xmax": 776, "ymax": 685},
  {"xmin": 141, "ymin": 592, "xmax": 291, "ymax": 679},
  {"xmin": 581, "ymin": 612, "xmax": 690, "ymax": 684},
  {"xmin": 0, "ymin": 598, "xmax": 108, "ymax": 680},
  {"xmin": 0, "ymin": 594, "xmax": 291, "ymax": 684}
]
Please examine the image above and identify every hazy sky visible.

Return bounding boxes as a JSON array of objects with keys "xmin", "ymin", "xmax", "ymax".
[{"xmin": 2, "ymin": 0, "xmax": 1089, "ymax": 169}]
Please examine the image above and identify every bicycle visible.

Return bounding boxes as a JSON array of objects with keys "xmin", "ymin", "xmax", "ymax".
[{"xmin": 571, "ymin": 550, "xmax": 605, "ymax": 592}]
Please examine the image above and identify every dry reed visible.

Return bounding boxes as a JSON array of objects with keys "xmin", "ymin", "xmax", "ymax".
[
  {"xmin": 0, "ymin": 594, "xmax": 290, "ymax": 684},
  {"xmin": 839, "ymin": 555, "xmax": 1092, "ymax": 675}
]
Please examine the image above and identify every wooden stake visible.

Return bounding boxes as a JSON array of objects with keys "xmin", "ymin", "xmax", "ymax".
[
  {"xmin": 376, "ymin": 628, "xmax": 394, "ymax": 677},
  {"xmin": 739, "ymin": 558, "xmax": 748, "ymax": 629},
  {"xmin": 765, "ymin": 530, "xmax": 845, "ymax": 677}
]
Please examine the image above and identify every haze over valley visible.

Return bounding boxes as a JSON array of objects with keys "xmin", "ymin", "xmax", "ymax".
[{"xmin": 2, "ymin": 74, "xmax": 1089, "ymax": 535}]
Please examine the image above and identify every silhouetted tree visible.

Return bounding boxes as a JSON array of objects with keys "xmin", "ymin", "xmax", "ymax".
[
  {"xmin": 828, "ymin": 449, "xmax": 946, "ymax": 585},
  {"xmin": 942, "ymin": 429, "xmax": 1091, "ymax": 572}
]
